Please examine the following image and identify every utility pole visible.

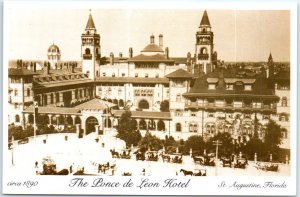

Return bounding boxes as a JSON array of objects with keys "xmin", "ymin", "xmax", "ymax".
[{"xmin": 213, "ymin": 140, "xmax": 222, "ymax": 176}]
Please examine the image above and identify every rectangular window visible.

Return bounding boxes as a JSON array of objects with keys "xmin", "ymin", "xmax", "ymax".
[
  {"xmin": 122, "ymin": 73, "xmax": 125, "ymax": 77},
  {"xmin": 135, "ymin": 73, "xmax": 138, "ymax": 77},
  {"xmin": 208, "ymin": 84, "xmax": 216, "ymax": 90},
  {"xmin": 102, "ymin": 72, "xmax": 106, "ymax": 77},
  {"xmin": 226, "ymin": 84, "xmax": 233, "ymax": 90},
  {"xmin": 244, "ymin": 85, "xmax": 252, "ymax": 91},
  {"xmin": 145, "ymin": 73, "xmax": 148, "ymax": 78},
  {"xmin": 112, "ymin": 73, "xmax": 115, "ymax": 77},
  {"xmin": 191, "ymin": 112, "xmax": 197, "ymax": 117}
]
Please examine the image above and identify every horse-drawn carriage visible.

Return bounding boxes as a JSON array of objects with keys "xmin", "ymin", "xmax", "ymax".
[
  {"xmin": 179, "ymin": 169, "xmax": 207, "ymax": 176},
  {"xmin": 120, "ymin": 149, "xmax": 131, "ymax": 159},
  {"xmin": 146, "ymin": 151, "xmax": 159, "ymax": 161},
  {"xmin": 170, "ymin": 153, "xmax": 183, "ymax": 164},
  {"xmin": 134, "ymin": 150, "xmax": 145, "ymax": 161},
  {"xmin": 192, "ymin": 154, "xmax": 215, "ymax": 166},
  {"xmin": 41, "ymin": 156, "xmax": 57, "ymax": 175},
  {"xmin": 255, "ymin": 162, "xmax": 279, "ymax": 172},
  {"xmin": 193, "ymin": 169, "xmax": 207, "ymax": 176},
  {"xmin": 234, "ymin": 157, "xmax": 248, "ymax": 169},
  {"xmin": 220, "ymin": 156, "xmax": 233, "ymax": 168}
]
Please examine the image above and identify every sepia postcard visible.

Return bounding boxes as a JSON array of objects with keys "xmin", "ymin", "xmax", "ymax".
[{"xmin": 2, "ymin": 0, "xmax": 298, "ymax": 196}]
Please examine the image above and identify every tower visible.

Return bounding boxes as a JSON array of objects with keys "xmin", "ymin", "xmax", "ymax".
[
  {"xmin": 81, "ymin": 12, "xmax": 101, "ymax": 80},
  {"xmin": 268, "ymin": 53, "xmax": 274, "ymax": 78},
  {"xmin": 194, "ymin": 10, "xmax": 214, "ymax": 75}
]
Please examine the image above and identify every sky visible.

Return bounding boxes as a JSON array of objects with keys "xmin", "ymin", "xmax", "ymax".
[{"xmin": 6, "ymin": 7, "xmax": 290, "ymax": 62}]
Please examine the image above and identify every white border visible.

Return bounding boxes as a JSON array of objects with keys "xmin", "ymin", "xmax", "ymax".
[{"xmin": 2, "ymin": 0, "xmax": 297, "ymax": 195}]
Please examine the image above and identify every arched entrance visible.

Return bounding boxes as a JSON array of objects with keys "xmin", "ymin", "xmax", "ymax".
[
  {"xmin": 157, "ymin": 120, "xmax": 165, "ymax": 131},
  {"xmin": 138, "ymin": 99, "xmax": 149, "ymax": 109},
  {"xmin": 86, "ymin": 116, "xmax": 98, "ymax": 135},
  {"xmin": 139, "ymin": 119, "xmax": 147, "ymax": 130}
]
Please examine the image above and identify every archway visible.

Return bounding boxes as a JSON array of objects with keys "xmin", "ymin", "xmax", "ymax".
[
  {"xmin": 157, "ymin": 120, "xmax": 165, "ymax": 131},
  {"xmin": 139, "ymin": 119, "xmax": 147, "ymax": 130},
  {"xmin": 75, "ymin": 116, "xmax": 81, "ymax": 125},
  {"xmin": 148, "ymin": 120, "xmax": 156, "ymax": 130},
  {"xmin": 176, "ymin": 123, "xmax": 181, "ymax": 132},
  {"xmin": 138, "ymin": 99, "xmax": 149, "ymax": 109},
  {"xmin": 119, "ymin": 99, "xmax": 124, "ymax": 107},
  {"xmin": 66, "ymin": 116, "xmax": 73, "ymax": 125},
  {"xmin": 58, "ymin": 115, "xmax": 65, "ymax": 125},
  {"xmin": 86, "ymin": 116, "xmax": 98, "ymax": 135}
]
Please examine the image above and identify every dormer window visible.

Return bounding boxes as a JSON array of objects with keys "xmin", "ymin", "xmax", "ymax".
[{"xmin": 226, "ymin": 84, "xmax": 233, "ymax": 90}]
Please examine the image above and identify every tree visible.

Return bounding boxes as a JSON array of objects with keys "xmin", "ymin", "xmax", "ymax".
[
  {"xmin": 116, "ymin": 110, "xmax": 141, "ymax": 146},
  {"xmin": 183, "ymin": 135, "xmax": 205, "ymax": 155},
  {"xmin": 207, "ymin": 132, "xmax": 234, "ymax": 157},
  {"xmin": 160, "ymin": 100, "xmax": 169, "ymax": 112},
  {"xmin": 138, "ymin": 131, "xmax": 163, "ymax": 151},
  {"xmin": 264, "ymin": 120, "xmax": 283, "ymax": 159}
]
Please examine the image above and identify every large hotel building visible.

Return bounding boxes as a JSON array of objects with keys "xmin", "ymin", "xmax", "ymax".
[{"xmin": 8, "ymin": 11, "xmax": 290, "ymax": 148}]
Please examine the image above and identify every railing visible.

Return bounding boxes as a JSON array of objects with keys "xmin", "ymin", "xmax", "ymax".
[
  {"xmin": 82, "ymin": 54, "xmax": 92, "ymax": 60},
  {"xmin": 185, "ymin": 102, "xmax": 276, "ymax": 111},
  {"xmin": 198, "ymin": 54, "xmax": 209, "ymax": 60}
]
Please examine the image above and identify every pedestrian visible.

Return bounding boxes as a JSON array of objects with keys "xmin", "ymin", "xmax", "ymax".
[
  {"xmin": 35, "ymin": 161, "xmax": 38, "ymax": 168},
  {"xmin": 69, "ymin": 165, "xmax": 73, "ymax": 174}
]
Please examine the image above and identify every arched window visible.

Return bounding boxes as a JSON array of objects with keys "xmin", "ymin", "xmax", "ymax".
[
  {"xmin": 14, "ymin": 89, "xmax": 18, "ymax": 96},
  {"xmin": 15, "ymin": 115, "xmax": 20, "ymax": 122},
  {"xmin": 85, "ymin": 48, "xmax": 90, "ymax": 55},
  {"xmin": 138, "ymin": 99, "xmax": 149, "ymax": 109},
  {"xmin": 176, "ymin": 123, "xmax": 181, "ymax": 132}
]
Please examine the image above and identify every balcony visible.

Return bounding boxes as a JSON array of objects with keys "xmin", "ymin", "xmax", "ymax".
[
  {"xmin": 83, "ymin": 54, "xmax": 92, "ymax": 60},
  {"xmin": 198, "ymin": 54, "xmax": 209, "ymax": 60},
  {"xmin": 185, "ymin": 102, "xmax": 276, "ymax": 112}
]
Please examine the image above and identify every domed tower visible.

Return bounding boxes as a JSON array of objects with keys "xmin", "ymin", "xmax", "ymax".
[
  {"xmin": 47, "ymin": 44, "xmax": 61, "ymax": 69},
  {"xmin": 81, "ymin": 12, "xmax": 101, "ymax": 80},
  {"xmin": 194, "ymin": 10, "xmax": 214, "ymax": 75},
  {"xmin": 141, "ymin": 35, "xmax": 164, "ymax": 56}
]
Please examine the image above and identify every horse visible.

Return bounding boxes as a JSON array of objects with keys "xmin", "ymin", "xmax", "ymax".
[
  {"xmin": 180, "ymin": 169, "xmax": 193, "ymax": 176},
  {"xmin": 110, "ymin": 149, "xmax": 120, "ymax": 158},
  {"xmin": 160, "ymin": 153, "xmax": 171, "ymax": 163}
]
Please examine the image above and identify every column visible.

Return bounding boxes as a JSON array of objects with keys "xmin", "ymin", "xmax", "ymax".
[
  {"xmin": 76, "ymin": 124, "xmax": 81, "ymax": 138},
  {"xmin": 24, "ymin": 113, "xmax": 29, "ymax": 125},
  {"xmin": 146, "ymin": 119, "xmax": 150, "ymax": 130},
  {"xmin": 136, "ymin": 119, "xmax": 140, "ymax": 130},
  {"xmin": 48, "ymin": 114, "xmax": 52, "ymax": 125},
  {"xmin": 71, "ymin": 115, "xmax": 76, "ymax": 125},
  {"xmin": 154, "ymin": 120, "xmax": 158, "ymax": 131},
  {"xmin": 95, "ymin": 125, "xmax": 99, "ymax": 135},
  {"xmin": 55, "ymin": 115, "xmax": 59, "ymax": 127},
  {"xmin": 109, "ymin": 117, "xmax": 114, "ymax": 129}
]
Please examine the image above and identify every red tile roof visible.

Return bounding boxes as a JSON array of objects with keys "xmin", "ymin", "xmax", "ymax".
[
  {"xmin": 165, "ymin": 69, "xmax": 194, "ymax": 78},
  {"xmin": 9, "ymin": 68, "xmax": 37, "ymax": 76},
  {"xmin": 95, "ymin": 77, "xmax": 169, "ymax": 84},
  {"xmin": 113, "ymin": 110, "xmax": 172, "ymax": 120},
  {"xmin": 129, "ymin": 54, "xmax": 174, "ymax": 63},
  {"xmin": 75, "ymin": 98, "xmax": 115, "ymax": 111}
]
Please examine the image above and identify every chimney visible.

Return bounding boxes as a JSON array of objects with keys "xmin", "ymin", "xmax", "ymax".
[
  {"xmin": 218, "ymin": 67, "xmax": 224, "ymax": 89},
  {"xmin": 150, "ymin": 35, "xmax": 155, "ymax": 44},
  {"xmin": 129, "ymin": 47, "xmax": 133, "ymax": 58},
  {"xmin": 165, "ymin": 47, "xmax": 169, "ymax": 59},
  {"xmin": 33, "ymin": 62, "xmax": 37, "ymax": 72},
  {"xmin": 110, "ymin": 52, "xmax": 114, "ymax": 65},
  {"xmin": 159, "ymin": 34, "xmax": 163, "ymax": 48},
  {"xmin": 44, "ymin": 61, "xmax": 50, "ymax": 75},
  {"xmin": 119, "ymin": 52, "xmax": 123, "ymax": 58},
  {"xmin": 71, "ymin": 63, "xmax": 75, "ymax": 73}
]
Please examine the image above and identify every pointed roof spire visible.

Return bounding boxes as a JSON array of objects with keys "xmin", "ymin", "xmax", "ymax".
[
  {"xmin": 86, "ymin": 12, "xmax": 96, "ymax": 29},
  {"xmin": 268, "ymin": 52, "xmax": 273, "ymax": 61},
  {"xmin": 200, "ymin": 10, "xmax": 211, "ymax": 27}
]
